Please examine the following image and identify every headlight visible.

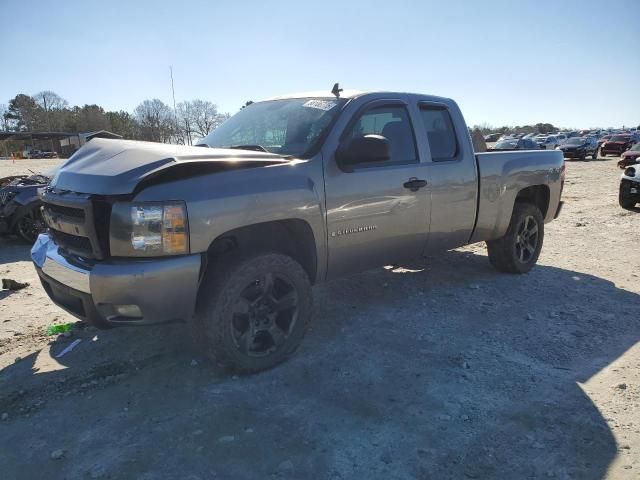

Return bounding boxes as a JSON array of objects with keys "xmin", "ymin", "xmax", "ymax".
[
  {"xmin": 625, "ymin": 167, "xmax": 636, "ymax": 177},
  {"xmin": 110, "ymin": 202, "xmax": 189, "ymax": 257}
]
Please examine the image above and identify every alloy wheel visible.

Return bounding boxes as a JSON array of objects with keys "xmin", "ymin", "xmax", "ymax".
[
  {"xmin": 514, "ymin": 215, "xmax": 539, "ymax": 263},
  {"xmin": 230, "ymin": 272, "xmax": 299, "ymax": 357}
]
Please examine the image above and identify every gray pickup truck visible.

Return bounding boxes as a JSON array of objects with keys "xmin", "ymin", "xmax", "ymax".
[{"xmin": 32, "ymin": 89, "xmax": 564, "ymax": 372}]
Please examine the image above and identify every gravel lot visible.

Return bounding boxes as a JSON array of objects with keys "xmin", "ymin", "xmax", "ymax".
[{"xmin": 0, "ymin": 156, "xmax": 639, "ymax": 479}]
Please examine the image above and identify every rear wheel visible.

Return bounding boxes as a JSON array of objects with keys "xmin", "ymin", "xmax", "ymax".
[
  {"xmin": 592, "ymin": 149, "xmax": 597, "ymax": 160},
  {"xmin": 15, "ymin": 203, "xmax": 46, "ymax": 244},
  {"xmin": 487, "ymin": 203, "xmax": 544, "ymax": 274},
  {"xmin": 619, "ymin": 182, "xmax": 637, "ymax": 209},
  {"xmin": 193, "ymin": 252, "xmax": 312, "ymax": 373}
]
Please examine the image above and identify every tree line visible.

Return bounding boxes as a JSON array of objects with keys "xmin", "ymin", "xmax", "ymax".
[{"xmin": 0, "ymin": 91, "xmax": 231, "ymax": 145}]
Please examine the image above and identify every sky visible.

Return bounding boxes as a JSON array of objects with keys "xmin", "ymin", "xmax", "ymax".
[{"xmin": 0, "ymin": 0, "xmax": 638, "ymax": 129}]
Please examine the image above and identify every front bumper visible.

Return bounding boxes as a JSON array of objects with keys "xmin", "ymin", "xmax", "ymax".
[
  {"xmin": 601, "ymin": 147, "xmax": 624, "ymax": 155},
  {"xmin": 31, "ymin": 234, "xmax": 202, "ymax": 327},
  {"xmin": 562, "ymin": 150, "xmax": 585, "ymax": 158}
]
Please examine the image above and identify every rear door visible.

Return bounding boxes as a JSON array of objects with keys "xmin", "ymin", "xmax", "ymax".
[
  {"xmin": 412, "ymin": 101, "xmax": 478, "ymax": 252},
  {"xmin": 323, "ymin": 99, "xmax": 431, "ymax": 277}
]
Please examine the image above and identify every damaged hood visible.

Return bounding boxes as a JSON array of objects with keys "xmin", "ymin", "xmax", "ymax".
[{"xmin": 52, "ymin": 138, "xmax": 291, "ymax": 195}]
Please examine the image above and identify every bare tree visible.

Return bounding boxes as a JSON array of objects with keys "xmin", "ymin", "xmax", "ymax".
[
  {"xmin": 32, "ymin": 91, "xmax": 68, "ymax": 131},
  {"xmin": 0, "ymin": 104, "xmax": 9, "ymax": 131},
  {"xmin": 134, "ymin": 99, "xmax": 175, "ymax": 143},
  {"xmin": 189, "ymin": 100, "xmax": 228, "ymax": 138},
  {"xmin": 176, "ymin": 101, "xmax": 195, "ymax": 145}
]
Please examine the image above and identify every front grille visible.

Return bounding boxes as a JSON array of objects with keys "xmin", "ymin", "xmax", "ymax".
[
  {"xmin": 44, "ymin": 203, "xmax": 85, "ymax": 221},
  {"xmin": 41, "ymin": 188, "xmax": 106, "ymax": 260},
  {"xmin": 0, "ymin": 190, "xmax": 15, "ymax": 205},
  {"xmin": 50, "ymin": 230, "xmax": 93, "ymax": 256}
]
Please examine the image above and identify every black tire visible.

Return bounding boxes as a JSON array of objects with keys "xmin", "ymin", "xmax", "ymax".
[
  {"xmin": 486, "ymin": 203, "xmax": 544, "ymax": 274},
  {"xmin": 193, "ymin": 252, "xmax": 312, "ymax": 373},
  {"xmin": 591, "ymin": 149, "xmax": 597, "ymax": 160},
  {"xmin": 619, "ymin": 182, "xmax": 637, "ymax": 209},
  {"xmin": 15, "ymin": 203, "xmax": 46, "ymax": 244}
]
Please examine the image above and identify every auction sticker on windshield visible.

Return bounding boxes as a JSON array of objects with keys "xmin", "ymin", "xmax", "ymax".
[{"xmin": 302, "ymin": 99, "xmax": 337, "ymax": 111}]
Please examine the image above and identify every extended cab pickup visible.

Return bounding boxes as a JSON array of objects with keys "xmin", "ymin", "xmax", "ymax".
[{"xmin": 32, "ymin": 90, "xmax": 565, "ymax": 371}]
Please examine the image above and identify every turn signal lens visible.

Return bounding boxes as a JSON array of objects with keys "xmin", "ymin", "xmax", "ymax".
[{"xmin": 162, "ymin": 204, "xmax": 188, "ymax": 254}]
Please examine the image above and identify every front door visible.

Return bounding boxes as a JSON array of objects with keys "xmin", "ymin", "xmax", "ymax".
[{"xmin": 323, "ymin": 101, "xmax": 431, "ymax": 278}]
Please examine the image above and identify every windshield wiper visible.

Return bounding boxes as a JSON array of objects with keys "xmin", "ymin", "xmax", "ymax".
[{"xmin": 226, "ymin": 144, "xmax": 269, "ymax": 153}]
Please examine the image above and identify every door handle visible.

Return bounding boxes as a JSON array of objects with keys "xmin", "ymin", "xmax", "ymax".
[{"xmin": 403, "ymin": 177, "xmax": 428, "ymax": 191}]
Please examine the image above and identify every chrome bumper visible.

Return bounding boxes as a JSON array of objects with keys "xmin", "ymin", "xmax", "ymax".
[
  {"xmin": 31, "ymin": 234, "xmax": 202, "ymax": 327},
  {"xmin": 32, "ymin": 234, "xmax": 90, "ymax": 293}
]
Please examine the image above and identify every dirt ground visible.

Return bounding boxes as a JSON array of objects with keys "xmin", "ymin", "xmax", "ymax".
[{"xmin": 0, "ymin": 156, "xmax": 638, "ymax": 480}]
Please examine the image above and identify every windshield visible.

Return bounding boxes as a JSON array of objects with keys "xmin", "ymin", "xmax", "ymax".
[
  {"xmin": 565, "ymin": 138, "xmax": 585, "ymax": 145},
  {"xmin": 629, "ymin": 143, "xmax": 640, "ymax": 152},
  {"xmin": 198, "ymin": 98, "xmax": 346, "ymax": 156},
  {"xmin": 610, "ymin": 135, "xmax": 629, "ymax": 142},
  {"xmin": 494, "ymin": 140, "xmax": 518, "ymax": 149}
]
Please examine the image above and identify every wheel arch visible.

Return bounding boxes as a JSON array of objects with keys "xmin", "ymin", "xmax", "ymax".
[
  {"xmin": 514, "ymin": 184, "xmax": 550, "ymax": 218},
  {"xmin": 201, "ymin": 219, "xmax": 318, "ymax": 285}
]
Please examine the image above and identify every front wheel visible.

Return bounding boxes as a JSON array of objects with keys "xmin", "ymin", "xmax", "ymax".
[
  {"xmin": 592, "ymin": 150, "xmax": 597, "ymax": 160},
  {"xmin": 619, "ymin": 182, "xmax": 637, "ymax": 209},
  {"xmin": 15, "ymin": 203, "xmax": 46, "ymax": 244},
  {"xmin": 487, "ymin": 203, "xmax": 545, "ymax": 274},
  {"xmin": 193, "ymin": 252, "xmax": 312, "ymax": 373}
]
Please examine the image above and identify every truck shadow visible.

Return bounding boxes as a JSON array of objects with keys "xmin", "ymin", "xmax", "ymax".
[{"xmin": 0, "ymin": 249, "xmax": 638, "ymax": 479}]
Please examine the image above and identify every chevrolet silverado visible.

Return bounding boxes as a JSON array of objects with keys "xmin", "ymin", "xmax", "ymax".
[{"xmin": 32, "ymin": 88, "xmax": 565, "ymax": 371}]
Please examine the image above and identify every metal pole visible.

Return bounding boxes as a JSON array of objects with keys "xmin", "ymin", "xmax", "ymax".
[{"xmin": 170, "ymin": 66, "xmax": 179, "ymax": 144}]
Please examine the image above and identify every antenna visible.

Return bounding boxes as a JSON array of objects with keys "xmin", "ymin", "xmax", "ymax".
[
  {"xmin": 170, "ymin": 66, "xmax": 179, "ymax": 142},
  {"xmin": 331, "ymin": 83, "xmax": 343, "ymax": 98}
]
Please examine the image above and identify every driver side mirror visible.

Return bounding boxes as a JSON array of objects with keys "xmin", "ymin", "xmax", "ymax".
[{"xmin": 336, "ymin": 134, "xmax": 390, "ymax": 169}]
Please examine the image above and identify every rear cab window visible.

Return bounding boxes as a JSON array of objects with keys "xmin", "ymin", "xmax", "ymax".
[{"xmin": 418, "ymin": 106, "xmax": 458, "ymax": 161}]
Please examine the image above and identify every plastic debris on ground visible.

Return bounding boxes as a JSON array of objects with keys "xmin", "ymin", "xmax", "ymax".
[
  {"xmin": 55, "ymin": 339, "xmax": 82, "ymax": 358},
  {"xmin": 46, "ymin": 323, "xmax": 75, "ymax": 336}
]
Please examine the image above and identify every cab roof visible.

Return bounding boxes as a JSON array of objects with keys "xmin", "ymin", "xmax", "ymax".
[{"xmin": 261, "ymin": 90, "xmax": 367, "ymax": 101}]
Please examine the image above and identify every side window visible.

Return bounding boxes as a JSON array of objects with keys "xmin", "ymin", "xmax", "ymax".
[
  {"xmin": 348, "ymin": 105, "xmax": 417, "ymax": 164},
  {"xmin": 419, "ymin": 107, "xmax": 458, "ymax": 161}
]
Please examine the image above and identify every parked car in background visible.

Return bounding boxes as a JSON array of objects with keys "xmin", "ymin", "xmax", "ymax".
[
  {"xmin": 598, "ymin": 135, "xmax": 612, "ymax": 147},
  {"xmin": 619, "ymin": 164, "xmax": 640, "ymax": 209},
  {"xmin": 490, "ymin": 138, "xmax": 540, "ymax": 150},
  {"xmin": 601, "ymin": 134, "xmax": 633, "ymax": 156},
  {"xmin": 617, "ymin": 143, "xmax": 640, "ymax": 169},
  {"xmin": 484, "ymin": 133, "xmax": 502, "ymax": 142},
  {"xmin": 536, "ymin": 135, "xmax": 560, "ymax": 150},
  {"xmin": 0, "ymin": 171, "xmax": 51, "ymax": 243},
  {"xmin": 558, "ymin": 136, "xmax": 598, "ymax": 161},
  {"xmin": 554, "ymin": 133, "xmax": 567, "ymax": 145}
]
